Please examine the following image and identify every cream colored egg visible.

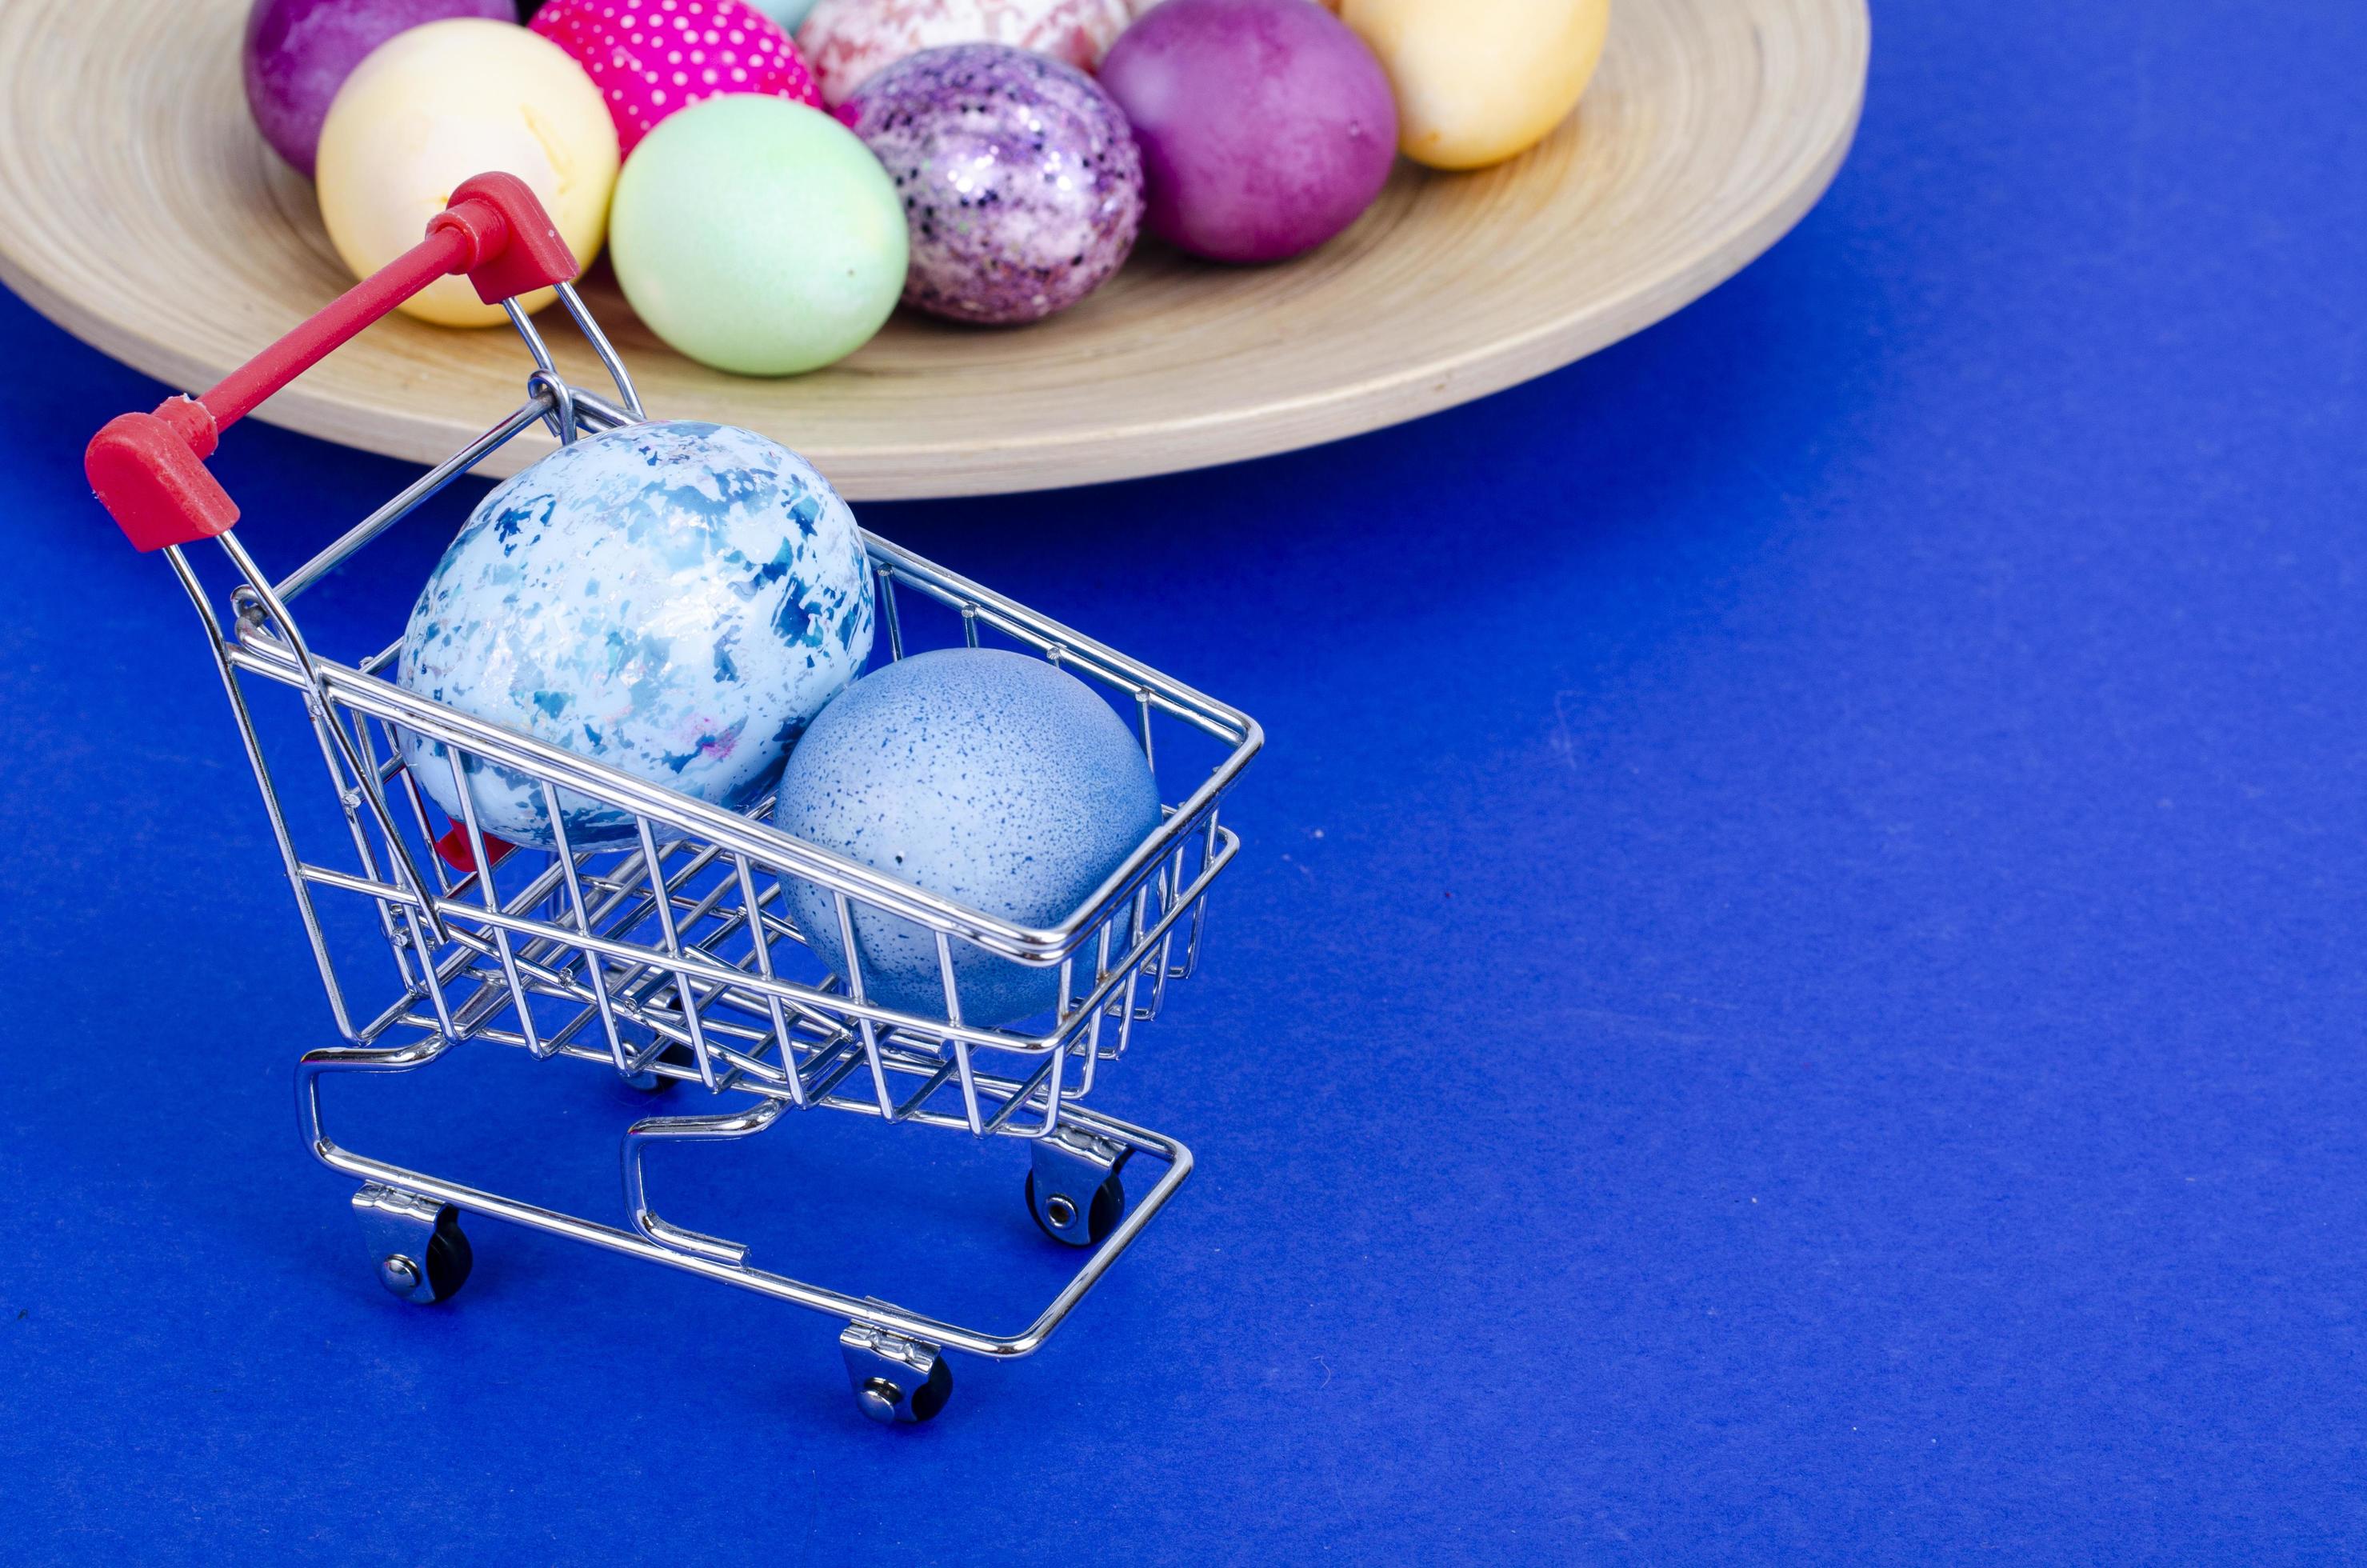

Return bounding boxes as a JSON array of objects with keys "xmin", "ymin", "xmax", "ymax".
[
  {"xmin": 1340, "ymin": 0, "xmax": 1610, "ymax": 171},
  {"xmin": 315, "ymin": 18, "xmax": 619, "ymax": 326}
]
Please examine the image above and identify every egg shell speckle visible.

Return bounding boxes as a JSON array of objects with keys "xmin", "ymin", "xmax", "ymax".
[
  {"xmin": 530, "ymin": 0, "xmax": 821, "ymax": 156},
  {"xmin": 774, "ymin": 648, "xmax": 1165, "ymax": 1027},
  {"xmin": 398, "ymin": 421, "xmax": 874, "ymax": 848},
  {"xmin": 841, "ymin": 44, "xmax": 1142, "ymax": 324},
  {"xmin": 795, "ymin": 0, "xmax": 1157, "ymax": 106}
]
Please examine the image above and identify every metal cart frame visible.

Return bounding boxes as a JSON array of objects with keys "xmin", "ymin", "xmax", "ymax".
[{"xmin": 86, "ymin": 174, "xmax": 1259, "ymax": 1424}]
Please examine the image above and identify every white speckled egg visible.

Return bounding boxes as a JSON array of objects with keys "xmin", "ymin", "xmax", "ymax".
[
  {"xmin": 795, "ymin": 0, "xmax": 1158, "ymax": 105},
  {"xmin": 398, "ymin": 422, "xmax": 875, "ymax": 848},
  {"xmin": 774, "ymin": 648, "xmax": 1164, "ymax": 1027}
]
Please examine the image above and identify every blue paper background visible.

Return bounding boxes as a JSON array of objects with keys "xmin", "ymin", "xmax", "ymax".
[{"xmin": 6, "ymin": 0, "xmax": 2365, "ymax": 1558}]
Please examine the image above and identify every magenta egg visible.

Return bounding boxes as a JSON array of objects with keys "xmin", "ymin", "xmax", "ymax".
[
  {"xmin": 242, "ymin": 0, "xmax": 514, "ymax": 178},
  {"xmin": 530, "ymin": 0, "xmax": 822, "ymax": 156},
  {"xmin": 1098, "ymin": 0, "xmax": 1396, "ymax": 264}
]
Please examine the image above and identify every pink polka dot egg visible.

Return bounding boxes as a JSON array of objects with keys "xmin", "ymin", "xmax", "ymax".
[{"xmin": 530, "ymin": 0, "xmax": 822, "ymax": 155}]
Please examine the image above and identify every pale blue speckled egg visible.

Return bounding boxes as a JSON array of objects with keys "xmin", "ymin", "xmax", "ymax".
[
  {"xmin": 774, "ymin": 647, "xmax": 1163, "ymax": 1027},
  {"xmin": 398, "ymin": 421, "xmax": 874, "ymax": 848}
]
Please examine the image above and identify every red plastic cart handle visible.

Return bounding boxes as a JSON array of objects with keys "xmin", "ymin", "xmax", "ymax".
[{"xmin": 86, "ymin": 173, "xmax": 580, "ymax": 553}]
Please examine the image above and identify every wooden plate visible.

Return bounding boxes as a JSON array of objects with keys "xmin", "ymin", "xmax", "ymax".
[{"xmin": 0, "ymin": 0, "xmax": 1865, "ymax": 498}]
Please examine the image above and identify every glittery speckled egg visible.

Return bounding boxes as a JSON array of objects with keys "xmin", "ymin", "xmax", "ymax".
[
  {"xmin": 530, "ymin": 0, "xmax": 821, "ymax": 156},
  {"xmin": 841, "ymin": 45, "xmax": 1142, "ymax": 324},
  {"xmin": 774, "ymin": 649, "xmax": 1164, "ymax": 1027},
  {"xmin": 398, "ymin": 422, "xmax": 875, "ymax": 849},
  {"xmin": 795, "ymin": 0, "xmax": 1157, "ymax": 106}
]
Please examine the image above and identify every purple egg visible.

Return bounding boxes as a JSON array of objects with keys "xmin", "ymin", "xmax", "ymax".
[
  {"xmin": 243, "ymin": 0, "xmax": 514, "ymax": 178},
  {"xmin": 1098, "ymin": 0, "xmax": 1396, "ymax": 264},
  {"xmin": 839, "ymin": 44, "xmax": 1144, "ymax": 325}
]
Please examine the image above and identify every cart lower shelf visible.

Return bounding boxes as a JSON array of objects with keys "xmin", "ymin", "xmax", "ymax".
[{"xmin": 302, "ymin": 1029, "xmax": 1192, "ymax": 1425}]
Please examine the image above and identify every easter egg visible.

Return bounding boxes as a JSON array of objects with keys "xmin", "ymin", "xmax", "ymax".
[
  {"xmin": 755, "ymin": 0, "xmax": 823, "ymax": 30},
  {"xmin": 398, "ymin": 422, "xmax": 875, "ymax": 848},
  {"xmin": 315, "ymin": 20, "xmax": 618, "ymax": 326},
  {"xmin": 242, "ymin": 0, "xmax": 513, "ymax": 179},
  {"xmin": 530, "ymin": 0, "xmax": 821, "ymax": 157},
  {"xmin": 841, "ymin": 45, "xmax": 1142, "ymax": 324},
  {"xmin": 1339, "ymin": 0, "xmax": 1611, "ymax": 170},
  {"xmin": 1098, "ymin": 0, "xmax": 1395, "ymax": 263},
  {"xmin": 795, "ymin": 0, "xmax": 1151, "ymax": 106},
  {"xmin": 610, "ymin": 96, "xmax": 906, "ymax": 375},
  {"xmin": 774, "ymin": 649, "xmax": 1164, "ymax": 1027}
]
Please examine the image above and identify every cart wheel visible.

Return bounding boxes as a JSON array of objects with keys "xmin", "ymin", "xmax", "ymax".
[
  {"xmin": 841, "ymin": 1325, "xmax": 952, "ymax": 1425},
  {"xmin": 354, "ymin": 1185, "xmax": 474, "ymax": 1305},
  {"xmin": 626, "ymin": 1042, "xmax": 698, "ymax": 1094},
  {"xmin": 421, "ymin": 1214, "xmax": 474, "ymax": 1301},
  {"xmin": 370, "ymin": 1217, "xmax": 472, "ymax": 1303},
  {"xmin": 1026, "ymin": 1167, "xmax": 1125, "ymax": 1248},
  {"xmin": 855, "ymin": 1357, "xmax": 954, "ymax": 1426}
]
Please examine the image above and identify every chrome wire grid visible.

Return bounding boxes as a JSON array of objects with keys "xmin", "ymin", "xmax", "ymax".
[{"xmin": 154, "ymin": 286, "xmax": 1259, "ymax": 1422}]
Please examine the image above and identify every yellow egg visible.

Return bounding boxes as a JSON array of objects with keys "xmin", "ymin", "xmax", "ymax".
[
  {"xmin": 315, "ymin": 19, "xmax": 618, "ymax": 327},
  {"xmin": 1339, "ymin": 0, "xmax": 1611, "ymax": 172}
]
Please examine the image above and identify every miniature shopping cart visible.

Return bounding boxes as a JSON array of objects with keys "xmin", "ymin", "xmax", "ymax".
[{"xmin": 86, "ymin": 174, "xmax": 1258, "ymax": 1425}]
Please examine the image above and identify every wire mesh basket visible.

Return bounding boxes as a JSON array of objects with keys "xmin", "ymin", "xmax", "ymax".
[{"xmin": 86, "ymin": 175, "xmax": 1259, "ymax": 1424}]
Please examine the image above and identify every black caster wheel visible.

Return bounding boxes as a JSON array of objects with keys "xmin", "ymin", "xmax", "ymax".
[
  {"xmin": 625, "ymin": 1042, "xmax": 698, "ymax": 1094},
  {"xmin": 911, "ymin": 1357, "xmax": 953, "ymax": 1422},
  {"xmin": 374, "ymin": 1208, "xmax": 473, "ymax": 1303},
  {"xmin": 842, "ymin": 1326, "xmax": 953, "ymax": 1425},
  {"xmin": 421, "ymin": 1215, "xmax": 474, "ymax": 1302},
  {"xmin": 855, "ymin": 1357, "xmax": 954, "ymax": 1426},
  {"xmin": 1026, "ymin": 1167, "xmax": 1126, "ymax": 1248}
]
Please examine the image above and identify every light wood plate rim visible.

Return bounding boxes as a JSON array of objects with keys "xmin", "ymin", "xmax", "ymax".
[{"xmin": 0, "ymin": 0, "xmax": 1869, "ymax": 499}]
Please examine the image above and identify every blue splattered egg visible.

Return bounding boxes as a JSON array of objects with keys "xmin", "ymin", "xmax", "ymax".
[
  {"xmin": 398, "ymin": 420, "xmax": 874, "ymax": 847},
  {"xmin": 774, "ymin": 648, "xmax": 1163, "ymax": 1027}
]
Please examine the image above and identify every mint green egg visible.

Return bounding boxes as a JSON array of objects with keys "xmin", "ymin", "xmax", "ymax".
[{"xmin": 610, "ymin": 96, "xmax": 906, "ymax": 377}]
